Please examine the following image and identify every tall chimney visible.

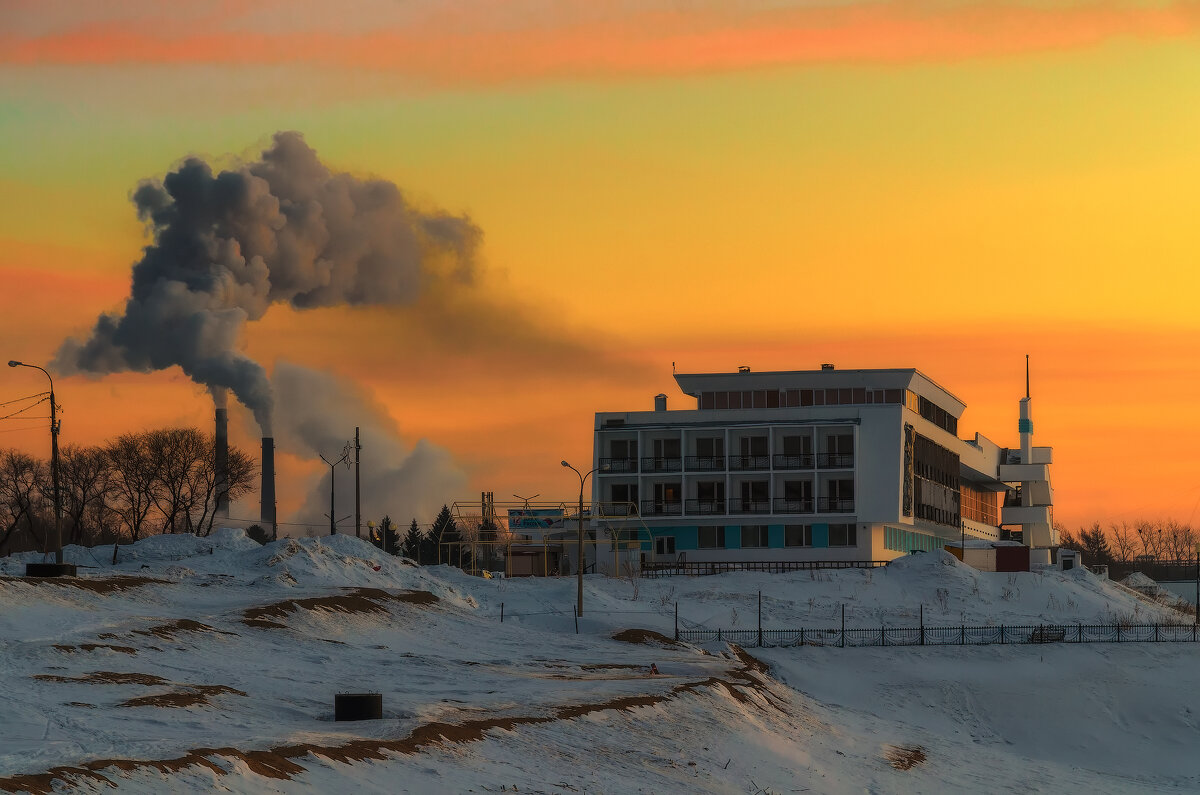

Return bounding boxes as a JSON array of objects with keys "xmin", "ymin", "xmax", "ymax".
[
  {"xmin": 261, "ymin": 437, "xmax": 276, "ymax": 538},
  {"xmin": 214, "ymin": 409, "xmax": 229, "ymax": 519}
]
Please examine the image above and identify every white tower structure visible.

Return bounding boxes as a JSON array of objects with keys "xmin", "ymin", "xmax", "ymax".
[{"xmin": 1000, "ymin": 356, "xmax": 1056, "ymax": 547}]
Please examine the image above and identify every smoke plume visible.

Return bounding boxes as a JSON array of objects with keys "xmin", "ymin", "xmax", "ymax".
[
  {"xmin": 55, "ymin": 132, "xmax": 480, "ymax": 434},
  {"xmin": 269, "ymin": 362, "xmax": 467, "ymax": 532}
]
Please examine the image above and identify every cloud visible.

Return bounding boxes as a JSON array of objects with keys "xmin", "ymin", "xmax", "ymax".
[
  {"xmin": 4, "ymin": 2, "xmax": 1200, "ymax": 83},
  {"xmin": 269, "ymin": 361, "xmax": 467, "ymax": 533}
]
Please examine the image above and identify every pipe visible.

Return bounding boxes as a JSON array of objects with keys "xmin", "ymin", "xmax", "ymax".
[
  {"xmin": 215, "ymin": 409, "xmax": 229, "ymax": 518},
  {"xmin": 261, "ymin": 437, "xmax": 276, "ymax": 538}
]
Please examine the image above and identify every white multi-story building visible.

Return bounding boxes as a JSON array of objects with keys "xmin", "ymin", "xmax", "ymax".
[{"xmin": 591, "ymin": 365, "xmax": 1055, "ymax": 566}]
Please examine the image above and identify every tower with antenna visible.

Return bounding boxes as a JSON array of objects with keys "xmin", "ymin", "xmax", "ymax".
[{"xmin": 1001, "ymin": 355, "xmax": 1057, "ymax": 548}]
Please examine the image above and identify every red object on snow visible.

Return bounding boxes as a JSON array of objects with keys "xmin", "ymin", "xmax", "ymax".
[
  {"xmin": 372, "ymin": 565, "xmax": 381, "ymax": 571},
  {"xmin": 649, "ymin": 663, "xmax": 660, "ymax": 675}
]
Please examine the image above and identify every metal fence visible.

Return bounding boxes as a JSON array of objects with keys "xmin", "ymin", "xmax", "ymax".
[
  {"xmin": 644, "ymin": 560, "xmax": 888, "ymax": 577},
  {"xmin": 677, "ymin": 622, "xmax": 1200, "ymax": 647}
]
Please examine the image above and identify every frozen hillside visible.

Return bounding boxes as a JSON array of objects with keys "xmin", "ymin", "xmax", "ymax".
[{"xmin": 1, "ymin": 534, "xmax": 1197, "ymax": 793}]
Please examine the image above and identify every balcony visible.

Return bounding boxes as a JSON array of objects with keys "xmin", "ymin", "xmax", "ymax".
[
  {"xmin": 818, "ymin": 497, "xmax": 855, "ymax": 513},
  {"xmin": 640, "ymin": 500, "xmax": 682, "ymax": 516},
  {"xmin": 729, "ymin": 455, "xmax": 771, "ymax": 471},
  {"xmin": 597, "ymin": 502, "xmax": 639, "ymax": 518},
  {"xmin": 684, "ymin": 498, "xmax": 727, "ymax": 515},
  {"xmin": 598, "ymin": 457, "xmax": 638, "ymax": 473},
  {"xmin": 685, "ymin": 455, "xmax": 726, "ymax": 471},
  {"xmin": 817, "ymin": 453, "xmax": 854, "ymax": 469},
  {"xmin": 772, "ymin": 498, "xmax": 814, "ymax": 514},
  {"xmin": 773, "ymin": 453, "xmax": 814, "ymax": 469},
  {"xmin": 640, "ymin": 456, "xmax": 682, "ymax": 473},
  {"xmin": 728, "ymin": 498, "xmax": 771, "ymax": 514}
]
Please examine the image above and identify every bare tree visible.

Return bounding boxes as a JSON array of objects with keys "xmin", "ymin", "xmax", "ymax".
[
  {"xmin": 1135, "ymin": 520, "xmax": 1164, "ymax": 560},
  {"xmin": 1109, "ymin": 521, "xmax": 1138, "ymax": 564},
  {"xmin": 105, "ymin": 433, "xmax": 159, "ymax": 541},
  {"xmin": 59, "ymin": 445, "xmax": 111, "ymax": 546},
  {"xmin": 146, "ymin": 428, "xmax": 207, "ymax": 534},
  {"xmin": 187, "ymin": 436, "xmax": 255, "ymax": 536},
  {"xmin": 1162, "ymin": 520, "xmax": 1197, "ymax": 563},
  {"xmin": 0, "ymin": 449, "xmax": 49, "ymax": 553}
]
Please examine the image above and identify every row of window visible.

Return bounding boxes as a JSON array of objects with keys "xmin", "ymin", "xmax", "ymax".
[
  {"xmin": 683, "ymin": 524, "xmax": 858, "ymax": 550},
  {"xmin": 611, "ymin": 480, "xmax": 853, "ymax": 504},
  {"xmin": 960, "ymin": 483, "xmax": 1000, "ymax": 525},
  {"xmin": 609, "ymin": 433, "xmax": 851, "ymax": 460},
  {"xmin": 884, "ymin": 526, "xmax": 941, "ymax": 553},
  {"xmin": 698, "ymin": 388, "xmax": 904, "ymax": 411}
]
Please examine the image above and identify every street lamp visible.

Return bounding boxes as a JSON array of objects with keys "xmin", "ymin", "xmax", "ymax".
[
  {"xmin": 561, "ymin": 460, "xmax": 607, "ymax": 618},
  {"xmin": 8, "ymin": 360, "xmax": 73, "ymax": 576}
]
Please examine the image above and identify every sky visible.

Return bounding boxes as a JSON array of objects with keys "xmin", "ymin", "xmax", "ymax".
[{"xmin": 2, "ymin": 0, "xmax": 1200, "ymax": 530}]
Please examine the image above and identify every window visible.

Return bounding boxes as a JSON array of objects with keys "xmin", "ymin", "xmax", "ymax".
[
  {"xmin": 696, "ymin": 481, "xmax": 724, "ymax": 501},
  {"xmin": 785, "ymin": 389, "xmax": 800, "ymax": 407},
  {"xmin": 655, "ymin": 536, "xmax": 676, "ymax": 555},
  {"xmin": 784, "ymin": 480, "xmax": 813, "ymax": 501},
  {"xmin": 653, "ymin": 438, "xmax": 680, "ymax": 458},
  {"xmin": 782, "ymin": 434, "xmax": 813, "ymax": 455},
  {"xmin": 741, "ymin": 525, "xmax": 769, "ymax": 548},
  {"xmin": 610, "ymin": 439, "xmax": 637, "ymax": 460},
  {"xmin": 698, "ymin": 526, "xmax": 726, "ymax": 549},
  {"xmin": 696, "ymin": 437, "xmax": 724, "ymax": 458},
  {"xmin": 785, "ymin": 524, "xmax": 812, "ymax": 547},
  {"xmin": 700, "ymin": 392, "xmax": 715, "ymax": 409},
  {"xmin": 611, "ymin": 483, "xmax": 638, "ymax": 505},
  {"xmin": 828, "ymin": 523, "xmax": 857, "ymax": 547}
]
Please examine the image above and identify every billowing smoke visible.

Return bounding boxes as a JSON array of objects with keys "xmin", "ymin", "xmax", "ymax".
[
  {"xmin": 270, "ymin": 362, "xmax": 466, "ymax": 532},
  {"xmin": 55, "ymin": 132, "xmax": 480, "ymax": 434}
]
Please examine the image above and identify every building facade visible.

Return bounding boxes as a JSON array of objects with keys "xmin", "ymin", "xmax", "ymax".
[{"xmin": 591, "ymin": 366, "xmax": 1055, "ymax": 565}]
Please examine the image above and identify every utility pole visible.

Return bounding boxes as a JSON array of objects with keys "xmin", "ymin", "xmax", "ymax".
[
  {"xmin": 355, "ymin": 427, "xmax": 361, "ymax": 539},
  {"xmin": 321, "ymin": 444, "xmax": 351, "ymax": 535}
]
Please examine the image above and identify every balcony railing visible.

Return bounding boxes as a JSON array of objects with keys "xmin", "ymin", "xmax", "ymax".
[
  {"xmin": 685, "ymin": 455, "xmax": 726, "ymax": 471},
  {"xmin": 818, "ymin": 497, "xmax": 855, "ymax": 513},
  {"xmin": 817, "ymin": 453, "xmax": 855, "ymax": 469},
  {"xmin": 640, "ymin": 500, "xmax": 683, "ymax": 516},
  {"xmin": 599, "ymin": 457, "xmax": 638, "ymax": 473},
  {"xmin": 772, "ymin": 498, "xmax": 815, "ymax": 514},
  {"xmin": 641, "ymin": 457, "xmax": 682, "ymax": 473},
  {"xmin": 597, "ymin": 502, "xmax": 639, "ymax": 518},
  {"xmin": 728, "ymin": 498, "xmax": 771, "ymax": 514},
  {"xmin": 773, "ymin": 453, "xmax": 815, "ymax": 469},
  {"xmin": 684, "ymin": 499, "xmax": 727, "ymax": 515},
  {"xmin": 729, "ymin": 454, "xmax": 771, "ymax": 471}
]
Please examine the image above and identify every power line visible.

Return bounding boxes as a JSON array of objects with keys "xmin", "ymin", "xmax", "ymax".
[
  {"xmin": 0, "ymin": 395, "xmax": 48, "ymax": 421},
  {"xmin": 0, "ymin": 391, "xmax": 48, "ymax": 408}
]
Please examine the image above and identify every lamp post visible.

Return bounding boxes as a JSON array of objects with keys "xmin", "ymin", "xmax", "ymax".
[
  {"xmin": 562, "ymin": 460, "xmax": 607, "ymax": 619},
  {"xmin": 8, "ymin": 360, "xmax": 72, "ymax": 576}
]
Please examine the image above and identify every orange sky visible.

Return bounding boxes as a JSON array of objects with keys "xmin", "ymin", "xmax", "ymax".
[{"xmin": 3, "ymin": 1, "xmax": 1200, "ymax": 529}]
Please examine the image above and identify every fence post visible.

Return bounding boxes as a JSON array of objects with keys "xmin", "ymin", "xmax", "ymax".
[
  {"xmin": 500, "ymin": 602, "xmax": 504, "ymax": 623},
  {"xmin": 1117, "ymin": 624, "xmax": 1121, "ymax": 643},
  {"xmin": 961, "ymin": 624, "xmax": 964, "ymax": 645},
  {"xmin": 841, "ymin": 604, "xmax": 845, "ymax": 648},
  {"xmin": 1000, "ymin": 625, "xmax": 1006, "ymax": 644},
  {"xmin": 920, "ymin": 604, "xmax": 925, "ymax": 646},
  {"xmin": 674, "ymin": 601, "xmax": 679, "ymax": 641},
  {"xmin": 800, "ymin": 627, "xmax": 805, "ymax": 647},
  {"xmin": 1155, "ymin": 623, "xmax": 1159, "ymax": 643},
  {"xmin": 758, "ymin": 591, "xmax": 763, "ymax": 648},
  {"xmin": 1077, "ymin": 623, "xmax": 1082, "ymax": 643},
  {"xmin": 718, "ymin": 627, "xmax": 722, "ymax": 642},
  {"xmin": 574, "ymin": 604, "xmax": 579, "ymax": 634}
]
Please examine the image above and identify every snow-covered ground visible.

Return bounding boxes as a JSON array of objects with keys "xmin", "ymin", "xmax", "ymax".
[{"xmin": 1, "ymin": 533, "xmax": 1197, "ymax": 793}]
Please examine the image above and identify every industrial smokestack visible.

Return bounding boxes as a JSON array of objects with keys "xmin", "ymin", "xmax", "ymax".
[
  {"xmin": 215, "ymin": 408, "xmax": 230, "ymax": 518},
  {"xmin": 261, "ymin": 437, "xmax": 277, "ymax": 538}
]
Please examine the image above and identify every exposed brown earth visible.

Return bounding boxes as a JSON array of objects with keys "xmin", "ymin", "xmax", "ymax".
[
  {"xmin": 241, "ymin": 587, "xmax": 439, "ymax": 627},
  {"xmin": 119, "ymin": 685, "xmax": 247, "ymax": 709},
  {"xmin": 0, "ymin": 575, "xmax": 168, "ymax": 594},
  {"xmin": 33, "ymin": 671, "xmax": 168, "ymax": 686},
  {"xmin": 611, "ymin": 628, "xmax": 681, "ymax": 646},
  {"xmin": 52, "ymin": 644, "xmax": 137, "ymax": 655},
  {"xmin": 134, "ymin": 619, "xmax": 235, "ymax": 640},
  {"xmin": 884, "ymin": 744, "xmax": 927, "ymax": 771},
  {"xmin": 0, "ymin": 644, "xmax": 777, "ymax": 794}
]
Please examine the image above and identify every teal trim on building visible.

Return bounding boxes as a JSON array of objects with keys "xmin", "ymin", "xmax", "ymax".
[
  {"xmin": 768, "ymin": 525, "xmax": 785, "ymax": 549},
  {"xmin": 1018, "ymin": 418, "xmax": 1033, "ymax": 433},
  {"xmin": 812, "ymin": 523, "xmax": 829, "ymax": 548},
  {"xmin": 725, "ymin": 525, "xmax": 741, "ymax": 549}
]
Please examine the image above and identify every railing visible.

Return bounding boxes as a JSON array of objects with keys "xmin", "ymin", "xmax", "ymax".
[
  {"xmin": 772, "ymin": 498, "xmax": 814, "ymax": 513},
  {"xmin": 729, "ymin": 454, "xmax": 771, "ymax": 471},
  {"xmin": 598, "ymin": 457, "xmax": 638, "ymax": 473},
  {"xmin": 640, "ymin": 456, "xmax": 682, "ymax": 473},
  {"xmin": 644, "ymin": 559, "xmax": 888, "ymax": 577},
  {"xmin": 773, "ymin": 453, "xmax": 815, "ymax": 469},
  {"xmin": 640, "ymin": 500, "xmax": 682, "ymax": 516},
  {"xmin": 728, "ymin": 498, "xmax": 771, "ymax": 514},
  {"xmin": 684, "ymin": 499, "xmax": 727, "ymax": 515},
  {"xmin": 685, "ymin": 455, "xmax": 726, "ymax": 471},
  {"xmin": 596, "ymin": 502, "xmax": 639, "ymax": 518},
  {"xmin": 817, "ymin": 498, "xmax": 855, "ymax": 513},
  {"xmin": 817, "ymin": 453, "xmax": 854, "ymax": 468},
  {"xmin": 677, "ymin": 622, "xmax": 1200, "ymax": 646}
]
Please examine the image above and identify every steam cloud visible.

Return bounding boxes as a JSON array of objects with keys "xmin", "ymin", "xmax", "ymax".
[
  {"xmin": 56, "ymin": 132, "xmax": 480, "ymax": 434},
  {"xmin": 270, "ymin": 362, "xmax": 467, "ymax": 532}
]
